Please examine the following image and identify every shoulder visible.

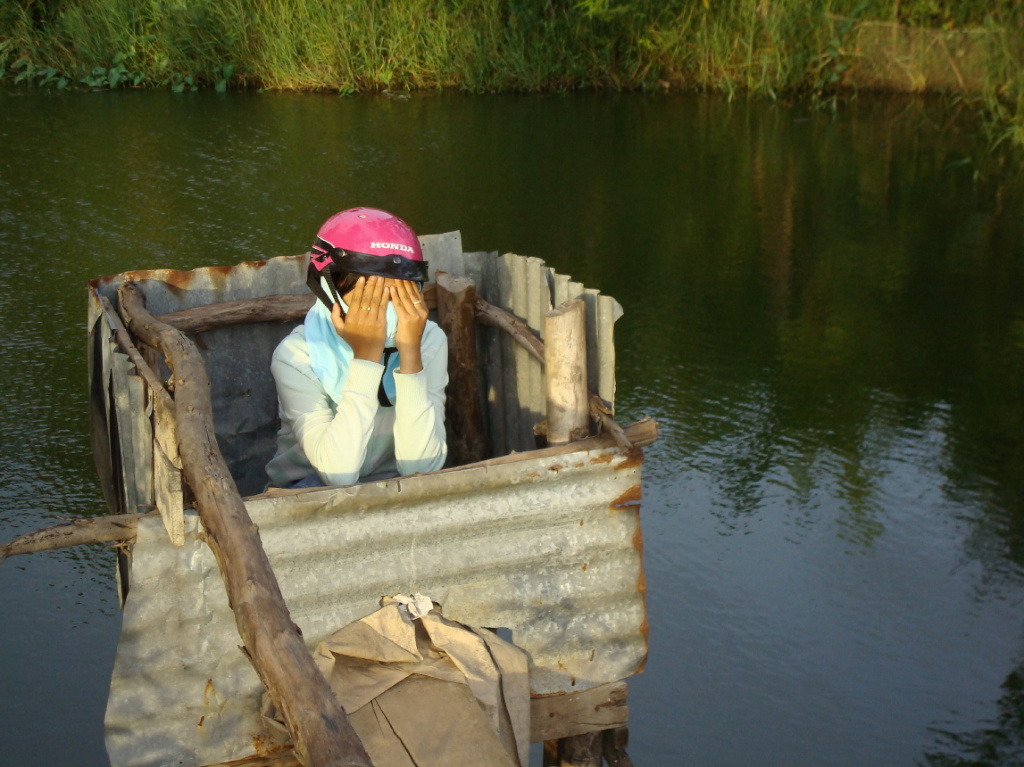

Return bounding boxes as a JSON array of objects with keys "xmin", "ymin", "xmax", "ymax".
[
  {"xmin": 271, "ymin": 325, "xmax": 314, "ymax": 379},
  {"xmin": 273, "ymin": 324, "xmax": 310, "ymax": 365}
]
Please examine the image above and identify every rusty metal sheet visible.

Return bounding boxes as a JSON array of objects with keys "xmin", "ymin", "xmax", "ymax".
[{"xmin": 104, "ymin": 445, "xmax": 647, "ymax": 767}]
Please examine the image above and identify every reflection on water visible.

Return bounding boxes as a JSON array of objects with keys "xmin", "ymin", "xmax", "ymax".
[{"xmin": 1, "ymin": 89, "xmax": 1023, "ymax": 765}]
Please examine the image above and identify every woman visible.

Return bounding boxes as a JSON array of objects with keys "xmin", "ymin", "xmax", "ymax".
[{"xmin": 265, "ymin": 207, "xmax": 448, "ymax": 489}]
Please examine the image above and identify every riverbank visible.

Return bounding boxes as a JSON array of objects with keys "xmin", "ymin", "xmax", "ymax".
[{"xmin": 2, "ymin": 1, "xmax": 1022, "ymax": 153}]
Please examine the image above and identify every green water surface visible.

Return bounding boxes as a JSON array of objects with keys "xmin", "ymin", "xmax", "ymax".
[{"xmin": 1, "ymin": 89, "xmax": 1023, "ymax": 766}]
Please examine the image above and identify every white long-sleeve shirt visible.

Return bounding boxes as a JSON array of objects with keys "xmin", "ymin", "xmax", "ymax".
[{"xmin": 265, "ymin": 321, "xmax": 448, "ymax": 488}]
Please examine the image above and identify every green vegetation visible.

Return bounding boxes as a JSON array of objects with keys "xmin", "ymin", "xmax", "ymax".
[{"xmin": 1, "ymin": 1, "xmax": 1022, "ymax": 151}]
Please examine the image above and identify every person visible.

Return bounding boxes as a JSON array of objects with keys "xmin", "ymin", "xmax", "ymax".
[{"xmin": 265, "ymin": 207, "xmax": 448, "ymax": 489}]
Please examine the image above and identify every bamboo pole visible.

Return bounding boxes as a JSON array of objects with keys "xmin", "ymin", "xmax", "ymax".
[
  {"xmin": 544, "ymin": 299, "xmax": 589, "ymax": 445},
  {"xmin": 435, "ymin": 272, "xmax": 489, "ymax": 464},
  {"xmin": 116, "ymin": 282, "xmax": 371, "ymax": 767}
]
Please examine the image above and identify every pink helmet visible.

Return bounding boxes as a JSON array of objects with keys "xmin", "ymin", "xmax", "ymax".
[{"xmin": 306, "ymin": 207, "xmax": 428, "ymax": 309}]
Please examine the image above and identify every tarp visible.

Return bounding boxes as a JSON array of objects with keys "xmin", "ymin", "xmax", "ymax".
[{"xmin": 262, "ymin": 594, "xmax": 530, "ymax": 767}]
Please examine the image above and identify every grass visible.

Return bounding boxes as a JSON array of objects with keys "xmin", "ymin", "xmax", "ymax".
[{"xmin": 1, "ymin": 0, "xmax": 1022, "ymax": 155}]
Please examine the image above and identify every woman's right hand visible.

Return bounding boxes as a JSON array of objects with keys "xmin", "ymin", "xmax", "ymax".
[{"xmin": 331, "ymin": 276, "xmax": 387, "ymax": 361}]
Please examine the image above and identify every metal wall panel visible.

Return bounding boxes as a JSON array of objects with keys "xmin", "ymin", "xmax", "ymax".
[{"xmin": 105, "ymin": 446, "xmax": 646, "ymax": 767}]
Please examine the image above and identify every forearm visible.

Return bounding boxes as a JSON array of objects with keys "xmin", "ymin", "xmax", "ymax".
[{"xmin": 275, "ymin": 358, "xmax": 383, "ymax": 485}]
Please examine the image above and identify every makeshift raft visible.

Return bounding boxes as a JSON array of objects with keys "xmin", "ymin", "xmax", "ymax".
[{"xmin": 83, "ymin": 231, "xmax": 657, "ymax": 767}]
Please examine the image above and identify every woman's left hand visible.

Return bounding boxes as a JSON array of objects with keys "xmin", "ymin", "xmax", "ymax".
[{"xmin": 389, "ymin": 279, "xmax": 427, "ymax": 373}]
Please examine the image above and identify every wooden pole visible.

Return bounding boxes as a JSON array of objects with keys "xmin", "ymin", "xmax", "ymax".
[
  {"xmin": 435, "ymin": 272, "xmax": 489, "ymax": 465},
  {"xmin": 602, "ymin": 727, "xmax": 634, "ymax": 767},
  {"xmin": 556, "ymin": 732, "xmax": 603, "ymax": 766},
  {"xmin": 0, "ymin": 512, "xmax": 145, "ymax": 564},
  {"xmin": 544, "ymin": 299, "xmax": 589, "ymax": 445},
  {"xmin": 475, "ymin": 296, "xmax": 545, "ymax": 363},
  {"xmin": 117, "ymin": 282, "xmax": 372, "ymax": 767}
]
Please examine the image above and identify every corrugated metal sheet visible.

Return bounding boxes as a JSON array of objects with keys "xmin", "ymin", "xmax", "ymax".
[{"xmin": 105, "ymin": 445, "xmax": 646, "ymax": 767}]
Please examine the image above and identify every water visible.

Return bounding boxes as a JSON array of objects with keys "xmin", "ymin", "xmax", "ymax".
[{"xmin": 1, "ymin": 89, "xmax": 1023, "ymax": 766}]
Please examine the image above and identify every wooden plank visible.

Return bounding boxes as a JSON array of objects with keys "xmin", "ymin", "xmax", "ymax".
[
  {"xmin": 87, "ymin": 295, "xmax": 118, "ymax": 514},
  {"xmin": 508, "ymin": 253, "xmax": 534, "ymax": 450},
  {"xmin": 110, "ymin": 351, "xmax": 139, "ymax": 517},
  {"xmin": 497, "ymin": 254, "xmax": 520, "ymax": 455},
  {"xmin": 531, "ymin": 257, "xmax": 552, "ymax": 445},
  {"xmin": 202, "ymin": 681, "xmax": 629, "ymax": 767},
  {"xmin": 551, "ymin": 269, "xmax": 571, "ymax": 309},
  {"xmin": 577, "ymin": 289, "xmax": 601, "ymax": 402},
  {"xmin": 152, "ymin": 380, "xmax": 185, "ymax": 546},
  {"xmin": 529, "ymin": 680, "xmax": 629, "ymax": 743},
  {"xmin": 480, "ymin": 255, "xmax": 507, "ymax": 458},
  {"xmin": 127, "ymin": 373, "xmax": 154, "ymax": 509}
]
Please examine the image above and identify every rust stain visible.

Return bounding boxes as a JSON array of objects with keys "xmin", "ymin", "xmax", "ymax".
[
  {"xmin": 590, "ymin": 453, "xmax": 613, "ymax": 465},
  {"xmin": 633, "ymin": 518, "xmax": 650, "ymax": 674},
  {"xmin": 547, "ymin": 463, "xmax": 565, "ymax": 472},
  {"xmin": 251, "ymin": 733, "xmax": 290, "ymax": 757},
  {"xmin": 581, "ymin": 561, "xmax": 588, "ymax": 571},
  {"xmin": 611, "ymin": 483, "xmax": 643, "ymax": 511},
  {"xmin": 632, "ymin": 523, "xmax": 646, "ymax": 562},
  {"xmin": 614, "ymin": 447, "xmax": 644, "ymax": 470}
]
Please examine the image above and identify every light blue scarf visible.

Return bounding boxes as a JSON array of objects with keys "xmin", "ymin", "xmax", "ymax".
[{"xmin": 305, "ymin": 290, "xmax": 400, "ymax": 406}]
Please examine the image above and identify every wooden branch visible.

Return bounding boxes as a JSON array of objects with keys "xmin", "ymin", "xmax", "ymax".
[
  {"xmin": 588, "ymin": 395, "xmax": 634, "ymax": 453},
  {"xmin": 117, "ymin": 282, "xmax": 372, "ymax": 767},
  {"xmin": 0, "ymin": 513, "xmax": 146, "ymax": 564},
  {"xmin": 158, "ymin": 294, "xmax": 315, "ymax": 333},
  {"xmin": 475, "ymin": 297, "xmax": 545, "ymax": 363},
  {"xmin": 155, "ymin": 285, "xmax": 439, "ymax": 334}
]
